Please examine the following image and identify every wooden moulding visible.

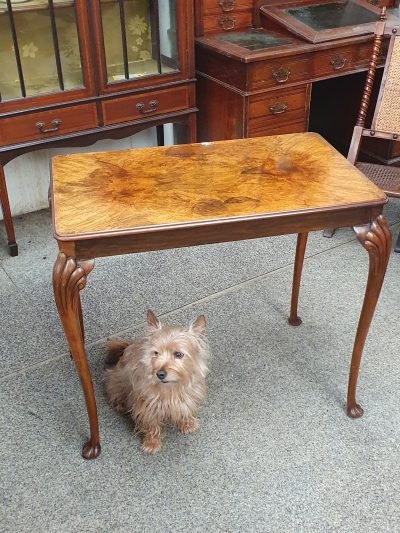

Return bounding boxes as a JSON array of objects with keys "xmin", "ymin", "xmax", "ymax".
[
  {"xmin": 261, "ymin": 0, "xmax": 385, "ymax": 44},
  {"xmin": 69, "ymin": 204, "xmax": 381, "ymax": 260}
]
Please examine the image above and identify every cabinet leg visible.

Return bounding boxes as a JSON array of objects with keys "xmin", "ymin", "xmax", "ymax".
[
  {"xmin": 288, "ymin": 232, "xmax": 308, "ymax": 326},
  {"xmin": 394, "ymin": 230, "xmax": 400, "ymax": 253},
  {"xmin": 323, "ymin": 228, "xmax": 336, "ymax": 238},
  {"xmin": 53, "ymin": 252, "xmax": 100, "ymax": 459},
  {"xmin": 174, "ymin": 113, "xmax": 197, "ymax": 144},
  {"xmin": 347, "ymin": 215, "xmax": 391, "ymax": 418},
  {"xmin": 156, "ymin": 125, "xmax": 165, "ymax": 147},
  {"xmin": 0, "ymin": 163, "xmax": 18, "ymax": 256}
]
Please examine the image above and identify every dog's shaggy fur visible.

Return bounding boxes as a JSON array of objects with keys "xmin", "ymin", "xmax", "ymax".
[{"xmin": 105, "ymin": 310, "xmax": 210, "ymax": 453}]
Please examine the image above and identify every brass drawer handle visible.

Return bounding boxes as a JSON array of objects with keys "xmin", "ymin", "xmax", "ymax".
[
  {"xmin": 272, "ymin": 67, "xmax": 291, "ymax": 83},
  {"xmin": 330, "ymin": 55, "xmax": 347, "ymax": 70},
  {"xmin": 219, "ymin": 0, "xmax": 235, "ymax": 11},
  {"xmin": 219, "ymin": 15, "xmax": 236, "ymax": 30},
  {"xmin": 269, "ymin": 102, "xmax": 288, "ymax": 115},
  {"xmin": 35, "ymin": 119, "xmax": 62, "ymax": 133},
  {"xmin": 136, "ymin": 99, "xmax": 159, "ymax": 114}
]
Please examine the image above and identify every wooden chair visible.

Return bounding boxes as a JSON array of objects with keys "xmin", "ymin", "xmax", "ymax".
[{"xmin": 324, "ymin": 5, "xmax": 400, "ymax": 250}]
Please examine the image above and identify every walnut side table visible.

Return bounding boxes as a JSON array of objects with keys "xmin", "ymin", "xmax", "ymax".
[{"xmin": 51, "ymin": 133, "xmax": 391, "ymax": 459}]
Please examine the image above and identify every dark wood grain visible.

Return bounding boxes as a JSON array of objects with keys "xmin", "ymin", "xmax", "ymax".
[
  {"xmin": 0, "ymin": 1, "xmax": 196, "ymax": 255},
  {"xmin": 0, "ymin": 163, "xmax": 17, "ymax": 255},
  {"xmin": 101, "ymin": 86, "xmax": 190, "ymax": 126},
  {"xmin": 53, "ymin": 252, "xmax": 100, "ymax": 459},
  {"xmin": 0, "ymin": 104, "xmax": 98, "ymax": 146},
  {"xmin": 288, "ymin": 232, "xmax": 308, "ymax": 326},
  {"xmin": 348, "ymin": 215, "xmax": 391, "ymax": 417}
]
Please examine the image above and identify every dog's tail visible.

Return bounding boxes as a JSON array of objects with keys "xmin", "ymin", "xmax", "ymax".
[{"xmin": 105, "ymin": 339, "xmax": 129, "ymax": 366}]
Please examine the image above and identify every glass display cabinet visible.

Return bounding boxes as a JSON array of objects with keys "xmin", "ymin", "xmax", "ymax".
[{"xmin": 0, "ymin": 0, "xmax": 196, "ymax": 256}]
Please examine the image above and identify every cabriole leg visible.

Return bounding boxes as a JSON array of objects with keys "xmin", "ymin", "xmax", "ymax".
[
  {"xmin": 288, "ymin": 232, "xmax": 308, "ymax": 326},
  {"xmin": 53, "ymin": 252, "xmax": 100, "ymax": 459},
  {"xmin": 347, "ymin": 215, "xmax": 391, "ymax": 417}
]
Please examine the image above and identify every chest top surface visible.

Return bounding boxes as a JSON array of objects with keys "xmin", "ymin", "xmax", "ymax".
[{"xmin": 51, "ymin": 132, "xmax": 386, "ymax": 239}]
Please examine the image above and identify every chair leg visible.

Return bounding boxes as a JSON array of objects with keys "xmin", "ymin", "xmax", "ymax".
[
  {"xmin": 288, "ymin": 232, "xmax": 308, "ymax": 326},
  {"xmin": 394, "ymin": 230, "xmax": 400, "ymax": 253},
  {"xmin": 53, "ymin": 252, "xmax": 100, "ymax": 459},
  {"xmin": 347, "ymin": 216, "xmax": 391, "ymax": 418},
  {"xmin": 0, "ymin": 163, "xmax": 18, "ymax": 256},
  {"xmin": 323, "ymin": 228, "xmax": 336, "ymax": 238}
]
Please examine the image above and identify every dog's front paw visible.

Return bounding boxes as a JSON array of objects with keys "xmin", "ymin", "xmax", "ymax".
[
  {"xmin": 178, "ymin": 418, "xmax": 199, "ymax": 435},
  {"xmin": 141, "ymin": 435, "xmax": 162, "ymax": 454}
]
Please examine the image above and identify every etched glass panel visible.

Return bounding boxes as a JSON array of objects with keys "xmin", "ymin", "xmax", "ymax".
[
  {"xmin": 158, "ymin": 0, "xmax": 178, "ymax": 73},
  {"xmin": 0, "ymin": 0, "xmax": 83, "ymax": 102}
]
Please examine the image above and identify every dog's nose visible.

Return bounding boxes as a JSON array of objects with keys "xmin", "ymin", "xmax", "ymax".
[{"xmin": 156, "ymin": 370, "xmax": 167, "ymax": 381}]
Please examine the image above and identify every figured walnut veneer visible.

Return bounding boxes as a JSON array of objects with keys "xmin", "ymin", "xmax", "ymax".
[
  {"xmin": 52, "ymin": 132, "xmax": 385, "ymax": 239},
  {"xmin": 51, "ymin": 132, "xmax": 390, "ymax": 459}
]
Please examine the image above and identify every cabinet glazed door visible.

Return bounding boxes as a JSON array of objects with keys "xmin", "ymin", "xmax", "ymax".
[
  {"xmin": 0, "ymin": 0, "xmax": 94, "ymax": 112},
  {"xmin": 94, "ymin": 0, "xmax": 193, "ymax": 93}
]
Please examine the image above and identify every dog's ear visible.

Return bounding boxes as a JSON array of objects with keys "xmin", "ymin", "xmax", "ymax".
[
  {"xmin": 147, "ymin": 309, "xmax": 161, "ymax": 329},
  {"xmin": 189, "ymin": 315, "xmax": 206, "ymax": 335}
]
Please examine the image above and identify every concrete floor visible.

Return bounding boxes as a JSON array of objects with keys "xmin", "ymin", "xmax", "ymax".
[{"xmin": 1, "ymin": 204, "xmax": 400, "ymax": 533}]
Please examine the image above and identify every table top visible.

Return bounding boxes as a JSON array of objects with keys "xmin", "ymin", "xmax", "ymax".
[{"xmin": 51, "ymin": 133, "xmax": 386, "ymax": 240}]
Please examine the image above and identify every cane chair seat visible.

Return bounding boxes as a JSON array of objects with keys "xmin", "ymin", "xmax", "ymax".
[
  {"xmin": 324, "ymin": 6, "xmax": 400, "ymax": 249},
  {"xmin": 374, "ymin": 34, "xmax": 400, "ymax": 136},
  {"xmin": 356, "ymin": 162, "xmax": 400, "ymax": 198}
]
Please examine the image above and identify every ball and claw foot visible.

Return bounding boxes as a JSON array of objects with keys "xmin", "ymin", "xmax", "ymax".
[
  {"xmin": 346, "ymin": 403, "xmax": 364, "ymax": 419},
  {"xmin": 82, "ymin": 441, "xmax": 101, "ymax": 460},
  {"xmin": 8, "ymin": 240, "xmax": 18, "ymax": 257},
  {"xmin": 288, "ymin": 316, "xmax": 302, "ymax": 327}
]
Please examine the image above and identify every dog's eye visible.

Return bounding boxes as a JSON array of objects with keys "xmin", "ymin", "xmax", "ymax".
[
  {"xmin": 153, "ymin": 351, "xmax": 159, "ymax": 358},
  {"xmin": 174, "ymin": 351, "xmax": 184, "ymax": 359}
]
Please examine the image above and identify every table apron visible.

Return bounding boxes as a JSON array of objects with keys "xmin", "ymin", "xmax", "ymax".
[{"xmin": 60, "ymin": 204, "xmax": 384, "ymax": 260}]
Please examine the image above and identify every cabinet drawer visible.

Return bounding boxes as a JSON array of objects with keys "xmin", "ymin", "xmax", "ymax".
[
  {"xmin": 312, "ymin": 42, "xmax": 372, "ymax": 79},
  {"xmin": 247, "ymin": 85, "xmax": 310, "ymax": 136},
  {"xmin": 248, "ymin": 55, "xmax": 310, "ymax": 90},
  {"xmin": 203, "ymin": 11, "xmax": 252, "ymax": 32},
  {"xmin": 248, "ymin": 120, "xmax": 307, "ymax": 138},
  {"xmin": 0, "ymin": 103, "xmax": 97, "ymax": 146},
  {"xmin": 203, "ymin": 0, "xmax": 253, "ymax": 14},
  {"xmin": 102, "ymin": 86, "xmax": 190, "ymax": 126}
]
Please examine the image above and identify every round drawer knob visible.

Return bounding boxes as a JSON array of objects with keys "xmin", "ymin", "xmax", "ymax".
[
  {"xmin": 219, "ymin": 0, "xmax": 235, "ymax": 11},
  {"xmin": 35, "ymin": 119, "xmax": 62, "ymax": 133},
  {"xmin": 219, "ymin": 15, "xmax": 236, "ymax": 31},
  {"xmin": 330, "ymin": 56, "xmax": 347, "ymax": 70},
  {"xmin": 136, "ymin": 99, "xmax": 159, "ymax": 114}
]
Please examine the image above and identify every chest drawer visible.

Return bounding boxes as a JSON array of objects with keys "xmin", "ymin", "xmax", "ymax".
[
  {"xmin": 312, "ymin": 42, "xmax": 372, "ymax": 79},
  {"xmin": 203, "ymin": 0, "xmax": 252, "ymax": 14},
  {"xmin": 247, "ymin": 85, "xmax": 310, "ymax": 136},
  {"xmin": 248, "ymin": 54, "xmax": 311, "ymax": 90},
  {"xmin": 203, "ymin": 11, "xmax": 252, "ymax": 33},
  {"xmin": 102, "ymin": 86, "xmax": 190, "ymax": 126},
  {"xmin": 0, "ymin": 103, "xmax": 98, "ymax": 147}
]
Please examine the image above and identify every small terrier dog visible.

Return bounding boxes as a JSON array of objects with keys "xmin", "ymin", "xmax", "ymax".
[{"xmin": 105, "ymin": 310, "xmax": 210, "ymax": 454}]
